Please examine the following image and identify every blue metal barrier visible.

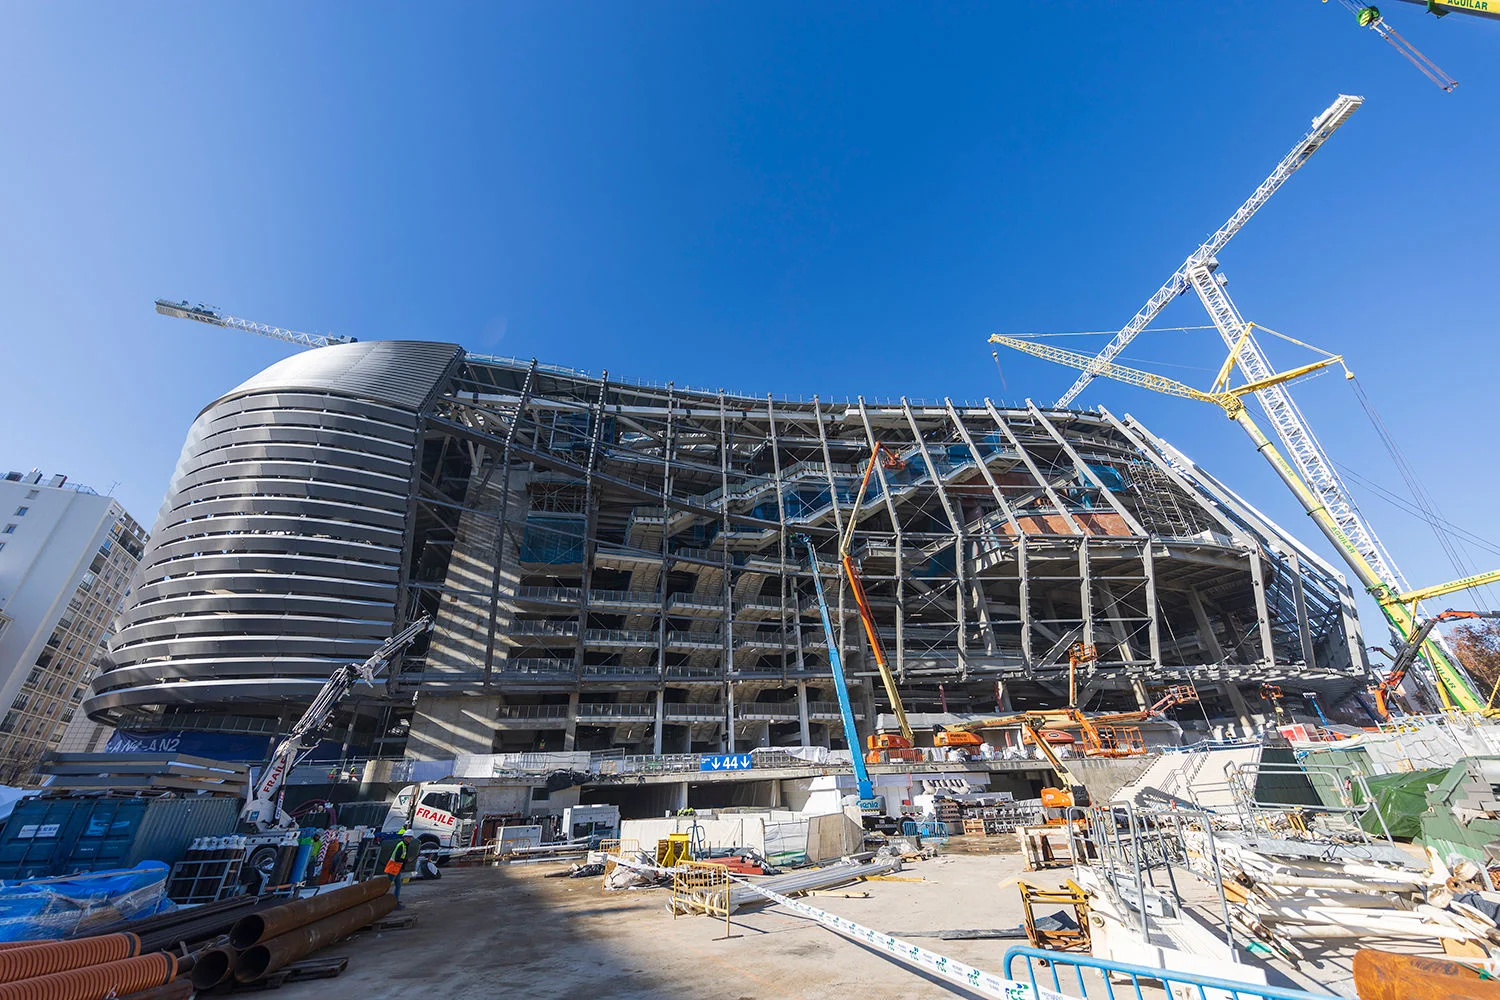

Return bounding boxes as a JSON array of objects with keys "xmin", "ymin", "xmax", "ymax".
[
  {"xmin": 1002, "ymin": 946, "xmax": 1340, "ymax": 1000},
  {"xmin": 900, "ymin": 819, "xmax": 950, "ymax": 838}
]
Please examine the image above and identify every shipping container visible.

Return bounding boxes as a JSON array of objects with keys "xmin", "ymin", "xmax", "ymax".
[{"xmin": 0, "ymin": 796, "xmax": 241, "ymax": 880}]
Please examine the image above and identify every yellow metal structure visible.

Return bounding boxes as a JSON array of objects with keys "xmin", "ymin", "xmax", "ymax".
[
  {"xmin": 657, "ymin": 833, "xmax": 693, "ymax": 869},
  {"xmin": 1380, "ymin": 569, "xmax": 1500, "ymax": 609},
  {"xmin": 670, "ymin": 860, "xmax": 733, "ymax": 937},
  {"xmin": 1018, "ymin": 879, "xmax": 1092, "ymax": 951},
  {"xmin": 989, "ymin": 333, "xmax": 1494, "ymax": 712}
]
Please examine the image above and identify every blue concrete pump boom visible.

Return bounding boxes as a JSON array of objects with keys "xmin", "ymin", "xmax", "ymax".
[{"xmin": 795, "ymin": 533, "xmax": 879, "ymax": 808}]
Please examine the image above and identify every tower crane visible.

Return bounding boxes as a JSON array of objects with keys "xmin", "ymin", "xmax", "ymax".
[
  {"xmin": 155, "ymin": 299, "xmax": 355, "ymax": 350},
  {"xmin": 1048, "ymin": 93, "xmax": 1489, "ymax": 711},
  {"xmin": 991, "ymin": 333, "xmax": 1500, "ymax": 711},
  {"xmin": 1054, "ymin": 94, "xmax": 1363, "ymax": 408}
]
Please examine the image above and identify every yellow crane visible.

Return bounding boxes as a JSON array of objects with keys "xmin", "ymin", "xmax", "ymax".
[{"xmin": 990, "ymin": 332, "xmax": 1499, "ymax": 711}]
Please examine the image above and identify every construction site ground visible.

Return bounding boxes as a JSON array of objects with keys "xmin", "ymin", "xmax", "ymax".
[
  {"xmin": 272, "ymin": 843, "xmax": 1087, "ymax": 1000},
  {"xmin": 268, "ymin": 837, "xmax": 1386, "ymax": 999}
]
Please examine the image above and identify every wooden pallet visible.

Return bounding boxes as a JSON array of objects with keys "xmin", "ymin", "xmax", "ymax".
[
  {"xmin": 368, "ymin": 912, "xmax": 419, "ymax": 931},
  {"xmin": 229, "ymin": 957, "xmax": 349, "ymax": 991}
]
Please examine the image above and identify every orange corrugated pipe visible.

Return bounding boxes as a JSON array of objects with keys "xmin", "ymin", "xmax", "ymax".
[
  {"xmin": 0, "ymin": 933, "xmax": 140, "ymax": 983},
  {"xmin": 0, "ymin": 953, "xmax": 174, "ymax": 1000}
]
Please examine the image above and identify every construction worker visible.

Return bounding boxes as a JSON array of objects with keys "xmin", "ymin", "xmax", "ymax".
[{"xmin": 384, "ymin": 827, "xmax": 412, "ymax": 909}]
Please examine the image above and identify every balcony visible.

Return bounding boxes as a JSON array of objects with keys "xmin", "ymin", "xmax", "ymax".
[
  {"xmin": 495, "ymin": 704, "xmax": 571, "ymax": 720},
  {"xmin": 735, "ymin": 704, "xmax": 799, "ymax": 721},
  {"xmin": 577, "ymin": 702, "xmax": 657, "ymax": 722},
  {"xmin": 663, "ymin": 704, "xmax": 727, "ymax": 723},
  {"xmin": 495, "ymin": 658, "xmax": 575, "ymax": 678}
]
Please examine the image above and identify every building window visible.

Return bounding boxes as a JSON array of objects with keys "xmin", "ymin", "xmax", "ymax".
[
  {"xmin": 0, "ymin": 541, "xmax": 5, "ymax": 552},
  {"xmin": 14, "ymin": 506, "xmax": 28, "ymax": 517},
  {"xmin": 1, "ymin": 525, "xmax": 13, "ymax": 534},
  {"xmin": 25, "ymin": 490, "xmax": 37, "ymax": 499}
]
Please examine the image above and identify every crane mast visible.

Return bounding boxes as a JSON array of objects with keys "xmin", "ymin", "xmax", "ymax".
[
  {"xmin": 1054, "ymin": 94, "xmax": 1363, "ymax": 408},
  {"xmin": 155, "ymin": 298, "xmax": 355, "ymax": 350}
]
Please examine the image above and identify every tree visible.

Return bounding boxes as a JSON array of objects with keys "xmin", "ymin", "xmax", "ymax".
[{"xmin": 1451, "ymin": 619, "xmax": 1500, "ymax": 706}]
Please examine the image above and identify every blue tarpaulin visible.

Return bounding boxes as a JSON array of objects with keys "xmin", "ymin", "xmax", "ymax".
[{"xmin": 0, "ymin": 862, "xmax": 174, "ymax": 941}]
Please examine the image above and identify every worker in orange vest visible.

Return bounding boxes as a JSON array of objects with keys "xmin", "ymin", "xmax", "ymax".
[{"xmin": 384, "ymin": 828, "xmax": 412, "ymax": 909}]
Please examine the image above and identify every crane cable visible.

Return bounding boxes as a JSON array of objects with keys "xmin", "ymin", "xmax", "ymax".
[
  {"xmin": 1348, "ymin": 376, "xmax": 1493, "ymax": 612},
  {"xmin": 1335, "ymin": 464, "xmax": 1500, "ymax": 561}
]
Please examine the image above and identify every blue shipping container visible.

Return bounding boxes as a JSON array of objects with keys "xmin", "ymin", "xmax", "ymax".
[{"xmin": 0, "ymin": 796, "xmax": 241, "ymax": 880}]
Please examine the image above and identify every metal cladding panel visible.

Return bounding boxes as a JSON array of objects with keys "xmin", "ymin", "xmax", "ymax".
[
  {"xmin": 218, "ymin": 340, "xmax": 463, "ymax": 413},
  {"xmin": 124, "ymin": 796, "xmax": 242, "ymax": 869},
  {"xmin": 88, "ymin": 340, "xmax": 465, "ymax": 721}
]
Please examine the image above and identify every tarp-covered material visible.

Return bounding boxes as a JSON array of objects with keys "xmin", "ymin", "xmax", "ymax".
[
  {"xmin": 0, "ymin": 861, "xmax": 173, "ymax": 941},
  {"xmin": 1357, "ymin": 768, "xmax": 1448, "ymax": 839}
]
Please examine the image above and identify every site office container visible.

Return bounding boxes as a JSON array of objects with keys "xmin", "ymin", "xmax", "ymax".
[{"xmin": 0, "ymin": 795, "xmax": 241, "ymax": 880}]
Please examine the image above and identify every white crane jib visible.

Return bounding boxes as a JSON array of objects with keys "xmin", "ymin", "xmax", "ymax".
[
  {"xmin": 1053, "ymin": 94, "xmax": 1363, "ymax": 408},
  {"xmin": 155, "ymin": 298, "xmax": 355, "ymax": 350},
  {"xmin": 242, "ymin": 616, "xmax": 432, "ymax": 831}
]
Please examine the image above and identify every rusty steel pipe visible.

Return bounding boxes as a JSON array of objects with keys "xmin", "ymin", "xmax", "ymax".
[
  {"xmin": 117, "ymin": 979, "xmax": 193, "ymax": 1000},
  {"xmin": 228, "ymin": 877, "xmax": 390, "ymax": 949},
  {"xmin": 188, "ymin": 945, "xmax": 239, "ymax": 989},
  {"xmin": 235, "ymin": 893, "xmax": 397, "ymax": 983},
  {"xmin": 0, "ymin": 933, "xmax": 141, "ymax": 983},
  {"xmin": 0, "ymin": 952, "xmax": 175, "ymax": 1000}
]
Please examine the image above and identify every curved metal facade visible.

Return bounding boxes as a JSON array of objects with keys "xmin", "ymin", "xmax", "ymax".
[
  {"xmin": 91, "ymin": 344, "xmax": 1363, "ymax": 755},
  {"xmin": 86, "ymin": 342, "xmax": 461, "ymax": 722}
]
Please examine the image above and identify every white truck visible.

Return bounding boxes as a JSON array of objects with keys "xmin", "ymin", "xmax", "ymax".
[{"xmin": 381, "ymin": 781, "xmax": 479, "ymax": 855}]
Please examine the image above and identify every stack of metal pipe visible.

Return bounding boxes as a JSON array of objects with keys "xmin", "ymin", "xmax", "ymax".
[
  {"xmin": 191, "ymin": 877, "xmax": 395, "ymax": 988},
  {"xmin": 0, "ymin": 933, "xmax": 177, "ymax": 1000}
]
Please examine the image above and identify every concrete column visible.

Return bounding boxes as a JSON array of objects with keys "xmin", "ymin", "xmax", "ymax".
[
  {"xmin": 995, "ymin": 680, "xmax": 1014, "ymax": 712},
  {"xmin": 1188, "ymin": 592, "xmax": 1226, "ymax": 663},
  {"xmin": 670, "ymin": 781, "xmax": 689, "ymax": 814},
  {"xmin": 1287, "ymin": 551, "xmax": 1318, "ymax": 670},
  {"xmin": 653, "ymin": 689, "xmax": 665, "ymax": 755},
  {"xmin": 1079, "ymin": 538, "xmax": 1094, "ymax": 652},
  {"xmin": 562, "ymin": 692, "xmax": 580, "ymax": 751},
  {"xmin": 1221, "ymin": 681, "xmax": 1255, "ymax": 734},
  {"xmin": 1018, "ymin": 535, "xmax": 1033, "ymax": 668},
  {"xmin": 1129, "ymin": 675, "xmax": 1151, "ymax": 712},
  {"xmin": 725, "ymin": 684, "xmax": 736, "ymax": 753},
  {"xmin": 1143, "ymin": 543, "xmax": 1162, "ymax": 668},
  {"xmin": 1247, "ymin": 549, "xmax": 1277, "ymax": 671},
  {"xmin": 797, "ymin": 681, "xmax": 811, "ymax": 745}
]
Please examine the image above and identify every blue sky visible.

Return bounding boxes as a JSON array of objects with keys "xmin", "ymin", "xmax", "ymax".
[{"xmin": 3, "ymin": 2, "xmax": 1498, "ymax": 629}]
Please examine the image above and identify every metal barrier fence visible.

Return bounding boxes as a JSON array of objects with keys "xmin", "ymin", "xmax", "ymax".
[
  {"xmin": 671, "ymin": 861, "xmax": 731, "ymax": 937},
  {"xmin": 1002, "ymin": 946, "xmax": 1340, "ymax": 1000}
]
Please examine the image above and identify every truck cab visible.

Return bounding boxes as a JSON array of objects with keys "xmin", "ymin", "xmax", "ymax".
[{"xmin": 384, "ymin": 782, "xmax": 478, "ymax": 854}]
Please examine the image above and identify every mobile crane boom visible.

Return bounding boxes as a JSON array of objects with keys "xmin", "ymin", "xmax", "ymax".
[
  {"xmin": 795, "ymin": 534, "xmax": 881, "ymax": 810},
  {"xmin": 241, "ymin": 615, "xmax": 432, "ymax": 830},
  {"xmin": 1372, "ymin": 609, "xmax": 1499, "ymax": 720},
  {"xmin": 937, "ymin": 711, "xmax": 1091, "ymax": 807},
  {"xmin": 840, "ymin": 443, "xmax": 913, "ymax": 747}
]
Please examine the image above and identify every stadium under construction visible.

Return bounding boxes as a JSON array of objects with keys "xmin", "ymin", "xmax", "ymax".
[{"xmin": 85, "ymin": 341, "xmax": 1368, "ymax": 759}]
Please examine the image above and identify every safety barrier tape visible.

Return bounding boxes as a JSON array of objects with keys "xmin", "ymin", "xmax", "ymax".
[{"xmin": 726, "ymin": 872, "xmax": 1070, "ymax": 1000}]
